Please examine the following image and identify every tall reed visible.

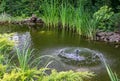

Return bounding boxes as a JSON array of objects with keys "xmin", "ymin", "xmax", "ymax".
[
  {"xmin": 66, "ymin": 4, "xmax": 75, "ymax": 29},
  {"xmin": 74, "ymin": 0, "xmax": 96, "ymax": 39},
  {"xmin": 59, "ymin": 1, "xmax": 67, "ymax": 28},
  {"xmin": 41, "ymin": 0, "xmax": 97, "ymax": 39},
  {"xmin": 41, "ymin": 0, "xmax": 59, "ymax": 27},
  {"xmin": 16, "ymin": 46, "xmax": 33, "ymax": 71},
  {"xmin": 15, "ymin": 42, "xmax": 58, "ymax": 71},
  {"xmin": 103, "ymin": 61, "xmax": 119, "ymax": 81}
]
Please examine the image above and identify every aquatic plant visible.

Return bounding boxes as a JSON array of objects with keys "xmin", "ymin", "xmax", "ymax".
[
  {"xmin": 41, "ymin": 0, "xmax": 59, "ymax": 27},
  {"xmin": 66, "ymin": 4, "xmax": 75, "ymax": 29},
  {"xmin": 104, "ymin": 61, "xmax": 119, "ymax": 81},
  {"xmin": 59, "ymin": 1, "xmax": 67, "ymax": 28},
  {"xmin": 73, "ymin": 0, "xmax": 97, "ymax": 39}
]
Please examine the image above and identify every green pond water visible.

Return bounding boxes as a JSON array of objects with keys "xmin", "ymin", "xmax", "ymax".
[{"xmin": 0, "ymin": 25, "xmax": 120, "ymax": 81}]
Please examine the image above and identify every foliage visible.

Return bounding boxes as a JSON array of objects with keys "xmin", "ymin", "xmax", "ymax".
[
  {"xmin": 40, "ymin": 70, "xmax": 94, "ymax": 81},
  {"xmin": 0, "ymin": 0, "xmax": 120, "ymax": 16},
  {"xmin": 0, "ymin": 64, "xmax": 7, "ymax": 79},
  {"xmin": 0, "ymin": 0, "xmax": 6, "ymax": 13},
  {"xmin": 0, "ymin": 0, "xmax": 120, "ymax": 38},
  {"xmin": 41, "ymin": 0, "xmax": 97, "ymax": 39},
  {"xmin": 0, "ymin": 33, "xmax": 14, "ymax": 52},
  {"xmin": 93, "ymin": 6, "xmax": 114, "ymax": 31},
  {"xmin": 1, "ymin": 68, "xmax": 46, "ymax": 81},
  {"xmin": 0, "ymin": 67, "xmax": 94, "ymax": 81},
  {"xmin": 0, "ymin": 12, "xmax": 12, "ymax": 22},
  {"xmin": 110, "ymin": 13, "xmax": 120, "ymax": 31},
  {"xmin": 59, "ymin": 1, "xmax": 68, "ymax": 28},
  {"xmin": 41, "ymin": 0, "xmax": 59, "ymax": 27},
  {"xmin": 16, "ymin": 47, "xmax": 34, "ymax": 71},
  {"xmin": 104, "ymin": 61, "xmax": 119, "ymax": 81},
  {"xmin": 73, "ymin": 0, "xmax": 97, "ymax": 39},
  {"xmin": 0, "ymin": 0, "xmax": 42, "ymax": 16},
  {"xmin": 15, "ymin": 43, "xmax": 54, "ymax": 71}
]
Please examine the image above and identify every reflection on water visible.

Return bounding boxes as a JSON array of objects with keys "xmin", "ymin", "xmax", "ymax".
[{"xmin": 0, "ymin": 25, "xmax": 120, "ymax": 81}]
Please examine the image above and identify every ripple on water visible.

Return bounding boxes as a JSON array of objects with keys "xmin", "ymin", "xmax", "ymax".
[{"xmin": 57, "ymin": 47, "xmax": 104, "ymax": 67}]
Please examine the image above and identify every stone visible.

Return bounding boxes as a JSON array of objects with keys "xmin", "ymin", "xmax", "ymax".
[
  {"xmin": 96, "ymin": 32, "xmax": 120, "ymax": 43},
  {"xmin": 12, "ymin": 14, "xmax": 44, "ymax": 26}
]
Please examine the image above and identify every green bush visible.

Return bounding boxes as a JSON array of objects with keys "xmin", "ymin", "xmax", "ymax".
[
  {"xmin": 0, "ymin": 33, "xmax": 14, "ymax": 52},
  {"xmin": 110, "ymin": 13, "xmax": 120, "ymax": 31},
  {"xmin": 0, "ymin": 67, "xmax": 94, "ymax": 81},
  {"xmin": 40, "ymin": 70, "xmax": 94, "ymax": 81},
  {"xmin": 93, "ymin": 6, "xmax": 114, "ymax": 31}
]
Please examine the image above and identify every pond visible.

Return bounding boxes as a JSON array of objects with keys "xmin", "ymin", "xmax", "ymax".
[{"xmin": 0, "ymin": 25, "xmax": 120, "ymax": 81}]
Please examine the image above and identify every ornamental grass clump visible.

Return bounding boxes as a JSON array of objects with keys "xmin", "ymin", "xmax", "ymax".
[{"xmin": 0, "ymin": 12, "xmax": 12, "ymax": 23}]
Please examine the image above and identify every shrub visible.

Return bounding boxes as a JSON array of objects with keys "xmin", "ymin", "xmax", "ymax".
[
  {"xmin": 0, "ymin": 33, "xmax": 14, "ymax": 52},
  {"xmin": 40, "ymin": 69, "xmax": 94, "ymax": 81},
  {"xmin": 0, "ymin": 68, "xmax": 94, "ymax": 81},
  {"xmin": 109, "ymin": 13, "xmax": 120, "ymax": 31},
  {"xmin": 93, "ymin": 6, "xmax": 114, "ymax": 31}
]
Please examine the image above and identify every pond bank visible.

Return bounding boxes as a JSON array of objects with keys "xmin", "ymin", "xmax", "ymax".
[
  {"xmin": 0, "ymin": 16, "xmax": 120, "ymax": 44},
  {"xmin": 0, "ymin": 15, "xmax": 44, "ymax": 26}
]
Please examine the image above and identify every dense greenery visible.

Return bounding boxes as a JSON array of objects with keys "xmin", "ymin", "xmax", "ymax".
[
  {"xmin": 0, "ymin": 0, "xmax": 120, "ymax": 16},
  {"xmin": 0, "ymin": 0, "xmax": 120, "ymax": 38}
]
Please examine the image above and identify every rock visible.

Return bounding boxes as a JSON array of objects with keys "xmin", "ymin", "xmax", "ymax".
[
  {"xmin": 96, "ymin": 32, "xmax": 120, "ymax": 43},
  {"xmin": 31, "ymin": 14, "xmax": 37, "ymax": 22},
  {"xmin": 12, "ymin": 14, "xmax": 44, "ymax": 26}
]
